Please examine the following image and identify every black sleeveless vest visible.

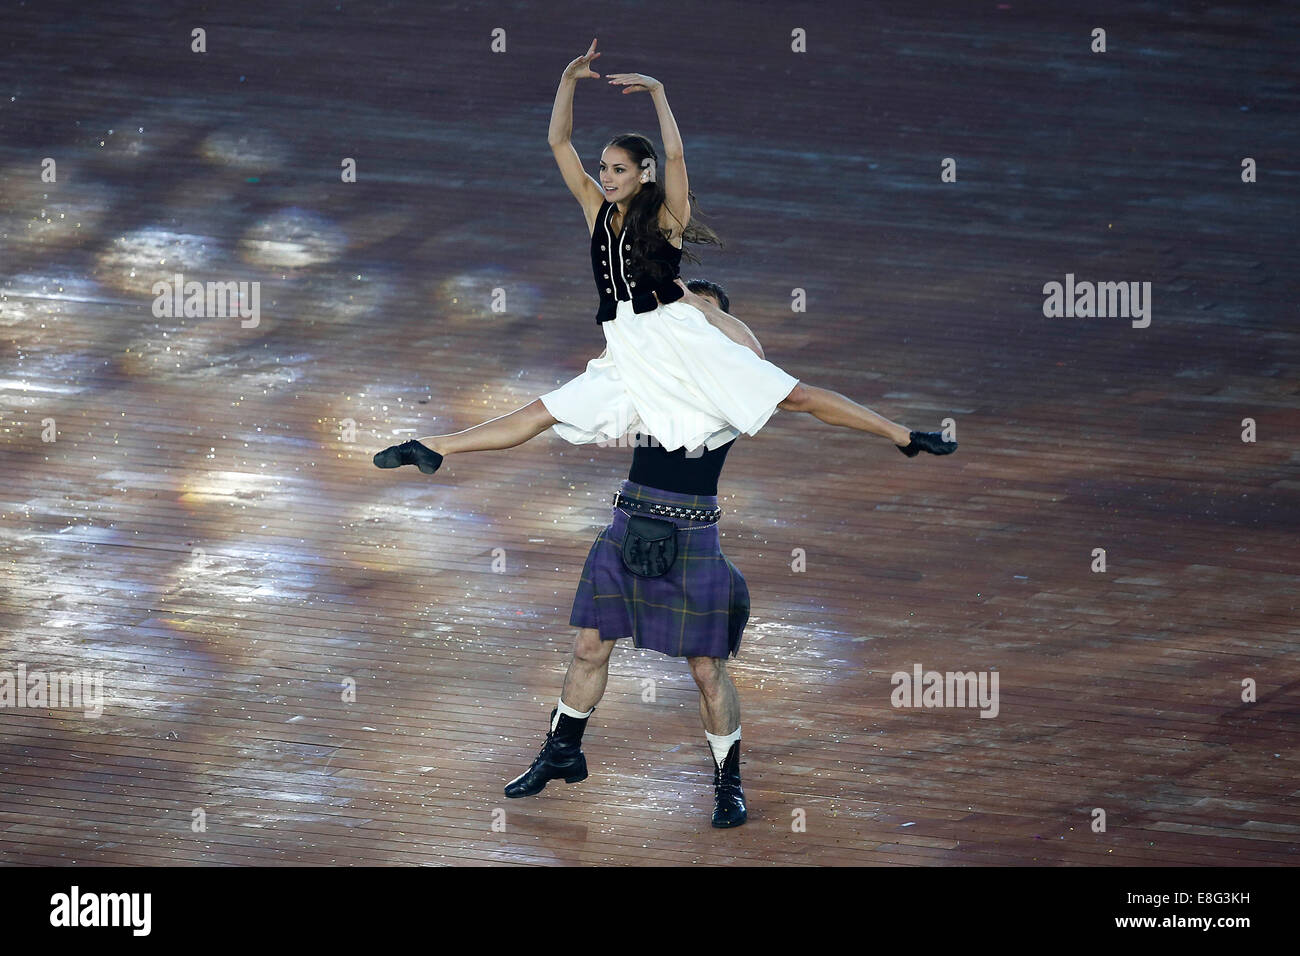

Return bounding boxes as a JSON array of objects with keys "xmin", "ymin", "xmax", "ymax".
[{"xmin": 591, "ymin": 199, "xmax": 685, "ymax": 324}]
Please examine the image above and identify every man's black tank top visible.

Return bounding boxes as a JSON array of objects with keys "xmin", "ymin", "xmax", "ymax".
[{"xmin": 627, "ymin": 433, "xmax": 734, "ymax": 495}]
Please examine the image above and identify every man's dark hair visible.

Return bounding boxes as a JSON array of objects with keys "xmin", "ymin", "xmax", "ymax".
[{"xmin": 685, "ymin": 278, "xmax": 729, "ymax": 313}]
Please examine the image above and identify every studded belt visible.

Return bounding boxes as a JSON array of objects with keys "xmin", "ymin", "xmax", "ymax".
[{"xmin": 612, "ymin": 492, "xmax": 722, "ymax": 524}]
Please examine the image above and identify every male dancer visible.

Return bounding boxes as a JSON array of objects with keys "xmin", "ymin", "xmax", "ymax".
[{"xmin": 503, "ymin": 280, "xmax": 957, "ymax": 827}]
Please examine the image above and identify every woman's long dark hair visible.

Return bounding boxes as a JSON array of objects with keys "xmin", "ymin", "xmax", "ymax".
[{"xmin": 605, "ymin": 133, "xmax": 722, "ymax": 282}]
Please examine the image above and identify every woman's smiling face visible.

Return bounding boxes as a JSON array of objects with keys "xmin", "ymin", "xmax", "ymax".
[{"xmin": 599, "ymin": 147, "xmax": 642, "ymax": 202}]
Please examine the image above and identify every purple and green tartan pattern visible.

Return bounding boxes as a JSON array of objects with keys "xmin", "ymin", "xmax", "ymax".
[{"xmin": 569, "ymin": 479, "xmax": 750, "ymax": 659}]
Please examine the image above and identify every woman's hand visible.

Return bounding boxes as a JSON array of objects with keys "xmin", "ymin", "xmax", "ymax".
[
  {"xmin": 563, "ymin": 38, "xmax": 602, "ymax": 80},
  {"xmin": 607, "ymin": 72, "xmax": 662, "ymax": 94}
]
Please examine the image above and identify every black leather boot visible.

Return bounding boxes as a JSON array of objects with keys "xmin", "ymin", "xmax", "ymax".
[
  {"xmin": 897, "ymin": 430, "xmax": 958, "ymax": 457},
  {"xmin": 504, "ymin": 707, "xmax": 592, "ymax": 798},
  {"xmin": 711, "ymin": 740, "xmax": 747, "ymax": 828},
  {"xmin": 373, "ymin": 439, "xmax": 443, "ymax": 474}
]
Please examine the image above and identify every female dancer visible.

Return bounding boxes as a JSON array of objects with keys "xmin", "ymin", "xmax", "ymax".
[{"xmin": 374, "ymin": 38, "xmax": 956, "ymax": 475}]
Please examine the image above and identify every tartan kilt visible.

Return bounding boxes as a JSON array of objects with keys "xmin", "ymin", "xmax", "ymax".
[{"xmin": 569, "ymin": 479, "xmax": 751, "ymax": 659}]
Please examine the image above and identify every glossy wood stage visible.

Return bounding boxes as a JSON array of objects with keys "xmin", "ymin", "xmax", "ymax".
[{"xmin": 1, "ymin": 1, "xmax": 1296, "ymax": 866}]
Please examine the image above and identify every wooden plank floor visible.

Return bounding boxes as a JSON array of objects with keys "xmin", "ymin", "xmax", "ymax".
[{"xmin": 1, "ymin": 0, "xmax": 1297, "ymax": 866}]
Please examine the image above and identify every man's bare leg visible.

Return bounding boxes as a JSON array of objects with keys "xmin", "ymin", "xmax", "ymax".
[
  {"xmin": 689, "ymin": 655, "xmax": 747, "ymax": 827},
  {"xmin": 504, "ymin": 628, "xmax": 613, "ymax": 798},
  {"xmin": 560, "ymin": 627, "xmax": 615, "ymax": 713},
  {"xmin": 688, "ymin": 656, "xmax": 740, "ymax": 737}
]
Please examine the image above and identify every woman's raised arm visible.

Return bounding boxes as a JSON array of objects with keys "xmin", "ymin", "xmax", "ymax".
[
  {"xmin": 607, "ymin": 72, "xmax": 690, "ymax": 231},
  {"xmin": 549, "ymin": 39, "xmax": 606, "ymax": 215}
]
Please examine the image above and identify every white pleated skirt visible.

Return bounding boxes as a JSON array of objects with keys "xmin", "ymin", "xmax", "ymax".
[{"xmin": 540, "ymin": 297, "xmax": 800, "ymax": 453}]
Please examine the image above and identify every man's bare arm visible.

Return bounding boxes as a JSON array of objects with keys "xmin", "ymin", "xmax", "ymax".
[{"xmin": 673, "ymin": 284, "xmax": 765, "ymax": 359}]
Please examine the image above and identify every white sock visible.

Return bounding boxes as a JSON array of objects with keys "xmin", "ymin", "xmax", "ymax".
[
  {"xmin": 705, "ymin": 725, "xmax": 741, "ymax": 768},
  {"xmin": 553, "ymin": 697, "xmax": 593, "ymax": 732}
]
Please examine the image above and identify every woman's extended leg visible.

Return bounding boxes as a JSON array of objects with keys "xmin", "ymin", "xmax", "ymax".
[
  {"xmin": 777, "ymin": 383, "xmax": 957, "ymax": 456},
  {"xmin": 417, "ymin": 398, "xmax": 557, "ymax": 456},
  {"xmin": 374, "ymin": 398, "xmax": 559, "ymax": 473},
  {"xmin": 778, "ymin": 383, "xmax": 911, "ymax": 444}
]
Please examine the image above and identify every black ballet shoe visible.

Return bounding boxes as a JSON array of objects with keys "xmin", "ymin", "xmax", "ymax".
[
  {"xmin": 373, "ymin": 439, "xmax": 443, "ymax": 474},
  {"xmin": 897, "ymin": 431, "xmax": 958, "ymax": 457}
]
